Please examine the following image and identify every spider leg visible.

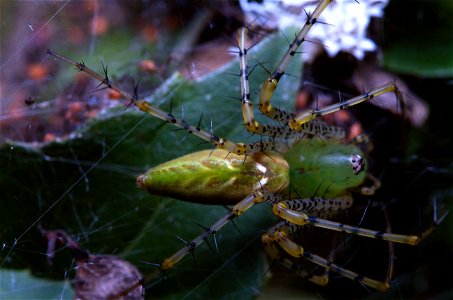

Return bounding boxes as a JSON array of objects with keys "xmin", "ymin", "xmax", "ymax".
[
  {"xmin": 360, "ymin": 173, "xmax": 382, "ymax": 196},
  {"xmin": 262, "ymin": 221, "xmax": 330, "ymax": 287},
  {"xmin": 263, "ymin": 222, "xmax": 392, "ymax": 292},
  {"xmin": 237, "ymin": 20, "xmax": 345, "ymax": 140},
  {"xmin": 239, "ymin": 0, "xmax": 403, "ymax": 136},
  {"xmin": 289, "ymin": 83, "xmax": 404, "ymax": 131},
  {"xmin": 272, "ymin": 198, "xmax": 448, "ymax": 245},
  {"xmin": 47, "ymin": 49, "xmax": 283, "ymax": 156},
  {"xmin": 380, "ymin": 202, "xmax": 396, "ymax": 289},
  {"xmin": 143, "ymin": 188, "xmax": 279, "ymax": 284},
  {"xmin": 262, "ymin": 196, "xmax": 356, "ymax": 287},
  {"xmin": 238, "ymin": 0, "xmax": 401, "ymax": 142},
  {"xmin": 257, "ymin": 0, "xmax": 332, "ymax": 123},
  {"xmin": 263, "ymin": 198, "xmax": 400, "ymax": 291}
]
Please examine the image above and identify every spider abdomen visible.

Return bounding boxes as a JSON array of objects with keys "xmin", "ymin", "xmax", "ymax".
[{"xmin": 137, "ymin": 149, "xmax": 289, "ymax": 204}]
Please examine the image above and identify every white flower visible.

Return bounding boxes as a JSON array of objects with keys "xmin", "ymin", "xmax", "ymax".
[{"xmin": 239, "ymin": 0, "xmax": 389, "ymax": 60}]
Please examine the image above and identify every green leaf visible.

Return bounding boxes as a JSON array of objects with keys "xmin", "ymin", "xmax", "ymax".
[
  {"xmin": 0, "ymin": 28, "xmax": 302, "ymax": 299},
  {"xmin": 0, "ymin": 269, "xmax": 74, "ymax": 299},
  {"xmin": 383, "ymin": 0, "xmax": 453, "ymax": 77}
]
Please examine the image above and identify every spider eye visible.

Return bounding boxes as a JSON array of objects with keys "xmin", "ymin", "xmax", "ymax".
[{"xmin": 350, "ymin": 154, "xmax": 365, "ymax": 175}]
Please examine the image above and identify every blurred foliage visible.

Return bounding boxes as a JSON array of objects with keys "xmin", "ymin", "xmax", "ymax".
[{"xmin": 383, "ymin": 0, "xmax": 453, "ymax": 77}]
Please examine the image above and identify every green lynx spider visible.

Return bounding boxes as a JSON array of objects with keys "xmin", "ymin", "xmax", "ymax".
[{"xmin": 48, "ymin": 0, "xmax": 447, "ymax": 293}]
